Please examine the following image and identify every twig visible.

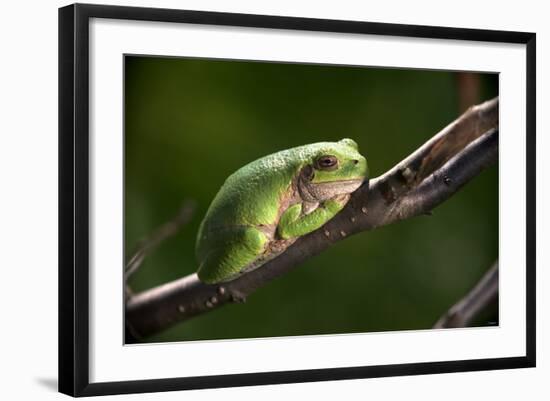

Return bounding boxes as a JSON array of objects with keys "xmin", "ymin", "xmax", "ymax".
[
  {"xmin": 125, "ymin": 200, "xmax": 196, "ymax": 282},
  {"xmin": 126, "ymin": 98, "xmax": 499, "ymax": 339},
  {"xmin": 433, "ymin": 261, "xmax": 498, "ymax": 329}
]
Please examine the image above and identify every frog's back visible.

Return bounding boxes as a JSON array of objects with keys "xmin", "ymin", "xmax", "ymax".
[{"xmin": 200, "ymin": 149, "xmax": 301, "ymax": 232}]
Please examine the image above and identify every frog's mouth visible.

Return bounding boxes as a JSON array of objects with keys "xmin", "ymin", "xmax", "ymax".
[{"xmin": 300, "ymin": 178, "xmax": 365, "ymax": 202}]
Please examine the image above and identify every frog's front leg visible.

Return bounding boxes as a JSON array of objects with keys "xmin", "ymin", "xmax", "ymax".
[{"xmin": 277, "ymin": 194, "xmax": 349, "ymax": 239}]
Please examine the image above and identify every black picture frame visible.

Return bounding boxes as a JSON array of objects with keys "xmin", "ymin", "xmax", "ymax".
[{"xmin": 59, "ymin": 3, "xmax": 536, "ymax": 397}]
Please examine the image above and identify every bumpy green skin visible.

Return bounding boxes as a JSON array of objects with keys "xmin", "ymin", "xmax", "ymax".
[{"xmin": 196, "ymin": 138, "xmax": 368, "ymax": 283}]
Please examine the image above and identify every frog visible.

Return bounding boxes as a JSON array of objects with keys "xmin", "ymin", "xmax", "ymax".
[{"xmin": 195, "ymin": 138, "xmax": 368, "ymax": 284}]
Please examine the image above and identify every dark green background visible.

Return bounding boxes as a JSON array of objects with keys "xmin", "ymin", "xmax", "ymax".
[{"xmin": 125, "ymin": 56, "xmax": 498, "ymax": 343}]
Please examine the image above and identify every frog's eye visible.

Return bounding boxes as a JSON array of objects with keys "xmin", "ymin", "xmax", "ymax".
[{"xmin": 315, "ymin": 155, "xmax": 338, "ymax": 171}]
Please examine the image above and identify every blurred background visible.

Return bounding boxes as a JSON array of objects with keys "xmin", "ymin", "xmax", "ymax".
[{"xmin": 124, "ymin": 56, "xmax": 498, "ymax": 343}]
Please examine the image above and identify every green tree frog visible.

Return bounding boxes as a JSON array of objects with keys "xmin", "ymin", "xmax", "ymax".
[{"xmin": 196, "ymin": 138, "xmax": 368, "ymax": 284}]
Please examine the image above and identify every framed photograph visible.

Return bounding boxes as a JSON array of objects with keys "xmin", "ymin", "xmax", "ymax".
[{"xmin": 59, "ymin": 3, "xmax": 536, "ymax": 396}]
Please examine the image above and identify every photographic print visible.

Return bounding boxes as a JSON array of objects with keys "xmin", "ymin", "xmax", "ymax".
[
  {"xmin": 59, "ymin": 4, "xmax": 535, "ymax": 396},
  {"xmin": 123, "ymin": 56, "xmax": 499, "ymax": 344}
]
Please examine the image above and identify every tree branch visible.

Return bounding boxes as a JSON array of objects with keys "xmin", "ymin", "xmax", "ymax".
[
  {"xmin": 125, "ymin": 200, "xmax": 196, "ymax": 282},
  {"xmin": 126, "ymin": 98, "xmax": 499, "ymax": 339},
  {"xmin": 433, "ymin": 261, "xmax": 498, "ymax": 329}
]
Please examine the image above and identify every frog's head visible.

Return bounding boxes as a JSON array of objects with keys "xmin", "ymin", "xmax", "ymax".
[{"xmin": 298, "ymin": 138, "xmax": 368, "ymax": 202}]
